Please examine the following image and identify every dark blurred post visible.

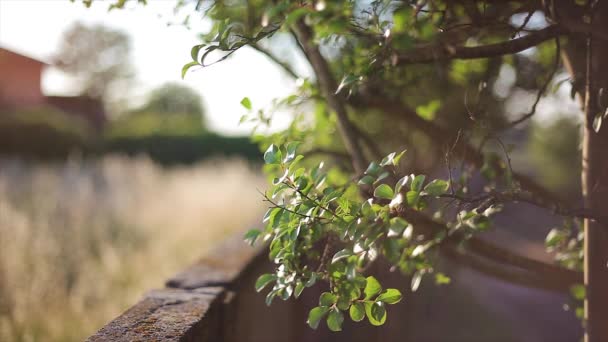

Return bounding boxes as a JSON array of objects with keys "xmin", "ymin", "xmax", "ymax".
[{"xmin": 561, "ymin": 2, "xmax": 608, "ymax": 341}]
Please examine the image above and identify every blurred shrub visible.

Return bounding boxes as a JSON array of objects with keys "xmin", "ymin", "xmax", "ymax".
[
  {"xmin": 106, "ymin": 111, "xmax": 205, "ymax": 138},
  {"xmin": 104, "ymin": 133, "xmax": 260, "ymax": 165},
  {"xmin": 0, "ymin": 107, "xmax": 92, "ymax": 159},
  {"xmin": 0, "ymin": 107, "xmax": 260, "ymax": 164}
]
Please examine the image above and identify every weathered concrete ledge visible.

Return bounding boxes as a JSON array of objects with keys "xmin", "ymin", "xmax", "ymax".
[
  {"xmin": 87, "ymin": 229, "xmax": 581, "ymax": 341},
  {"xmin": 87, "ymin": 234, "xmax": 263, "ymax": 342}
]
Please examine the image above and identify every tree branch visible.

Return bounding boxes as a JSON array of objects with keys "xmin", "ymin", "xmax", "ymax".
[
  {"xmin": 292, "ymin": 20, "xmax": 368, "ymax": 174},
  {"xmin": 350, "ymin": 95, "xmax": 568, "ymax": 207},
  {"xmin": 400, "ymin": 208, "xmax": 582, "ymax": 292},
  {"xmin": 250, "ymin": 43, "xmax": 300, "ymax": 80},
  {"xmin": 395, "ymin": 25, "xmax": 564, "ymax": 65}
]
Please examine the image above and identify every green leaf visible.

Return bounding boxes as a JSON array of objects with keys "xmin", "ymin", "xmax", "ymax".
[
  {"xmin": 364, "ymin": 276, "xmax": 382, "ymax": 300},
  {"xmin": 377, "ymin": 289, "xmax": 402, "ymax": 304},
  {"xmin": 284, "ymin": 141, "xmax": 300, "ymax": 163},
  {"xmin": 364, "ymin": 162, "xmax": 381, "ymax": 176},
  {"xmin": 395, "ymin": 175, "xmax": 410, "ymax": 193},
  {"xmin": 416, "ymin": 100, "xmax": 441, "ymax": 121},
  {"xmin": 336, "ymin": 74, "xmax": 359, "ymax": 95},
  {"xmin": 294, "ymin": 281, "xmax": 305, "ymax": 298},
  {"xmin": 190, "ymin": 44, "xmax": 205, "ymax": 62},
  {"xmin": 410, "ymin": 175, "xmax": 426, "ymax": 192},
  {"xmin": 349, "ymin": 302, "xmax": 365, "ymax": 322},
  {"xmin": 435, "ymin": 273, "xmax": 451, "ymax": 285},
  {"xmin": 264, "ymin": 144, "xmax": 282, "ymax": 164},
  {"xmin": 181, "ymin": 61, "xmax": 199, "ymax": 79},
  {"xmin": 307, "ymin": 306, "xmax": 330, "ymax": 330},
  {"xmin": 424, "ymin": 179, "xmax": 449, "ymax": 196},
  {"xmin": 255, "ymin": 273, "xmax": 277, "ymax": 292},
  {"xmin": 387, "ymin": 217, "xmax": 407, "ymax": 237},
  {"xmin": 411, "ymin": 271, "xmax": 423, "ymax": 292},
  {"xmin": 364, "ymin": 301, "xmax": 387, "ymax": 326},
  {"xmin": 284, "ymin": 7, "xmax": 311, "ymax": 26},
  {"xmin": 244, "ymin": 229, "xmax": 261, "ymax": 246},
  {"xmin": 393, "ymin": 149, "xmax": 406, "ymax": 166},
  {"xmin": 545, "ymin": 228, "xmax": 566, "ymax": 247},
  {"xmin": 406, "ymin": 190, "xmax": 420, "ymax": 207},
  {"xmin": 570, "ymin": 284, "xmax": 586, "ymax": 300},
  {"xmin": 332, "ymin": 249, "xmax": 352, "ymax": 264},
  {"xmin": 240, "ymin": 97, "xmax": 252, "ymax": 110},
  {"xmin": 319, "ymin": 292, "xmax": 338, "ymax": 306},
  {"xmin": 305, "ymin": 272, "xmax": 317, "ymax": 287},
  {"xmin": 374, "ymin": 184, "xmax": 394, "ymax": 200},
  {"xmin": 380, "ymin": 152, "xmax": 396, "ymax": 166},
  {"xmin": 326, "ymin": 309, "xmax": 344, "ymax": 332},
  {"xmin": 358, "ymin": 175, "xmax": 375, "ymax": 185}
]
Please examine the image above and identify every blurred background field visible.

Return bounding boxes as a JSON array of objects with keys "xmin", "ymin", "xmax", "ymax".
[{"xmin": 0, "ymin": 156, "xmax": 265, "ymax": 341}]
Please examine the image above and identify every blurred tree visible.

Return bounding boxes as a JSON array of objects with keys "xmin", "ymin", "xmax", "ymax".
[
  {"xmin": 141, "ymin": 83, "xmax": 206, "ymax": 122},
  {"xmin": 108, "ymin": 83, "xmax": 206, "ymax": 137},
  {"xmin": 55, "ymin": 22, "xmax": 133, "ymax": 103},
  {"xmin": 84, "ymin": 1, "xmax": 608, "ymax": 340}
]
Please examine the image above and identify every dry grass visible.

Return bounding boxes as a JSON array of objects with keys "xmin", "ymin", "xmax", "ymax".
[{"xmin": 0, "ymin": 156, "xmax": 266, "ymax": 342}]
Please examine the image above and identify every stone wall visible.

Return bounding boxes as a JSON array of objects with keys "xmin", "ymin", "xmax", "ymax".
[{"xmin": 88, "ymin": 233, "xmax": 581, "ymax": 342}]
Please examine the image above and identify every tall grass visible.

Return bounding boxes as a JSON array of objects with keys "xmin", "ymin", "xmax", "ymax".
[{"xmin": 0, "ymin": 156, "xmax": 266, "ymax": 341}]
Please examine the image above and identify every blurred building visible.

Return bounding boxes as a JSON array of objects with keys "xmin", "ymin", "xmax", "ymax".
[{"xmin": 0, "ymin": 47, "xmax": 106, "ymax": 130}]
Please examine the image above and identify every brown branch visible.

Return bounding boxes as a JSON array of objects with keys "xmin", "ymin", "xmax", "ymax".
[
  {"xmin": 507, "ymin": 37, "xmax": 561, "ymax": 127},
  {"xmin": 395, "ymin": 25, "xmax": 564, "ymax": 65},
  {"xmin": 400, "ymin": 208, "xmax": 582, "ymax": 292},
  {"xmin": 292, "ymin": 20, "xmax": 367, "ymax": 174},
  {"xmin": 250, "ymin": 43, "xmax": 300, "ymax": 79},
  {"xmin": 350, "ymin": 95, "xmax": 568, "ymax": 207},
  {"xmin": 439, "ymin": 191, "xmax": 608, "ymax": 224}
]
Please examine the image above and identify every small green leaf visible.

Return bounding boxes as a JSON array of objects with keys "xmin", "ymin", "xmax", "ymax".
[
  {"xmin": 264, "ymin": 144, "xmax": 282, "ymax": 164},
  {"xmin": 255, "ymin": 273, "xmax": 277, "ymax": 292},
  {"xmin": 319, "ymin": 292, "xmax": 338, "ymax": 306},
  {"xmin": 244, "ymin": 229, "xmax": 261, "ymax": 246},
  {"xmin": 284, "ymin": 141, "xmax": 300, "ymax": 163},
  {"xmin": 374, "ymin": 184, "xmax": 394, "ymax": 200},
  {"xmin": 327, "ymin": 309, "xmax": 344, "ymax": 332},
  {"xmin": 181, "ymin": 61, "xmax": 199, "ymax": 79},
  {"xmin": 332, "ymin": 249, "xmax": 352, "ymax": 264},
  {"xmin": 364, "ymin": 162, "xmax": 381, "ymax": 176},
  {"xmin": 410, "ymin": 175, "xmax": 426, "ymax": 192},
  {"xmin": 358, "ymin": 175, "xmax": 375, "ymax": 185},
  {"xmin": 306, "ymin": 273, "xmax": 317, "ymax": 287},
  {"xmin": 377, "ymin": 288, "xmax": 403, "ymax": 304},
  {"xmin": 406, "ymin": 190, "xmax": 420, "ymax": 207},
  {"xmin": 393, "ymin": 149, "xmax": 406, "ymax": 166},
  {"xmin": 365, "ymin": 301, "xmax": 387, "ymax": 326},
  {"xmin": 349, "ymin": 302, "xmax": 365, "ymax": 322},
  {"xmin": 336, "ymin": 74, "xmax": 359, "ymax": 95},
  {"xmin": 294, "ymin": 281, "xmax": 305, "ymax": 298},
  {"xmin": 240, "ymin": 97, "xmax": 252, "ymax": 110},
  {"xmin": 387, "ymin": 217, "xmax": 407, "ymax": 237},
  {"xmin": 395, "ymin": 175, "xmax": 409, "ymax": 193},
  {"xmin": 380, "ymin": 152, "xmax": 396, "ymax": 166},
  {"xmin": 435, "ymin": 273, "xmax": 451, "ymax": 285},
  {"xmin": 364, "ymin": 276, "xmax": 382, "ymax": 299},
  {"xmin": 570, "ymin": 284, "xmax": 586, "ymax": 300},
  {"xmin": 424, "ymin": 179, "xmax": 449, "ymax": 196},
  {"xmin": 411, "ymin": 271, "xmax": 423, "ymax": 292},
  {"xmin": 416, "ymin": 99, "xmax": 441, "ymax": 121},
  {"xmin": 307, "ymin": 306, "xmax": 330, "ymax": 330},
  {"xmin": 190, "ymin": 44, "xmax": 205, "ymax": 62}
]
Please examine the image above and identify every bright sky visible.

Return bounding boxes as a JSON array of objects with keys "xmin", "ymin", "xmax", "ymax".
[{"xmin": 0, "ymin": 0, "xmax": 299, "ymax": 135}]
